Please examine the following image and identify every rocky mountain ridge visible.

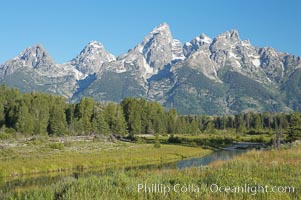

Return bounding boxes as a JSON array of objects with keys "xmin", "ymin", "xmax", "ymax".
[{"xmin": 1, "ymin": 23, "xmax": 301, "ymax": 114}]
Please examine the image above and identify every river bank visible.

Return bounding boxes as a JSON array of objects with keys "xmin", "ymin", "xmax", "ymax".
[{"xmin": 1, "ymin": 141, "xmax": 300, "ymax": 199}]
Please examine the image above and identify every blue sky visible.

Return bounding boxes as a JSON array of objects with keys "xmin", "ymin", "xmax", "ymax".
[{"xmin": 0, "ymin": 0, "xmax": 300, "ymax": 64}]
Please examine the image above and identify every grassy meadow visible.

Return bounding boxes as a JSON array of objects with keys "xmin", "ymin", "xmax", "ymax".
[
  {"xmin": 1, "ymin": 140, "xmax": 300, "ymax": 200},
  {"xmin": 0, "ymin": 136, "xmax": 211, "ymax": 177},
  {"xmin": 0, "ymin": 132, "xmax": 299, "ymax": 200}
]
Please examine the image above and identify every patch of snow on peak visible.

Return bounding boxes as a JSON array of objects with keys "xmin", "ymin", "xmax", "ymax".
[
  {"xmin": 142, "ymin": 57, "xmax": 156, "ymax": 79},
  {"xmin": 185, "ymin": 42, "xmax": 192, "ymax": 46},
  {"xmin": 59, "ymin": 63, "xmax": 86, "ymax": 80},
  {"xmin": 149, "ymin": 23, "xmax": 170, "ymax": 36},
  {"xmin": 242, "ymin": 40, "xmax": 251, "ymax": 47},
  {"xmin": 137, "ymin": 44, "xmax": 144, "ymax": 54},
  {"xmin": 228, "ymin": 51, "xmax": 238, "ymax": 58},
  {"xmin": 252, "ymin": 59, "xmax": 261, "ymax": 67},
  {"xmin": 73, "ymin": 68, "xmax": 85, "ymax": 80},
  {"xmin": 199, "ymin": 34, "xmax": 212, "ymax": 44},
  {"xmin": 88, "ymin": 41, "xmax": 103, "ymax": 48},
  {"xmin": 171, "ymin": 39, "xmax": 185, "ymax": 61}
]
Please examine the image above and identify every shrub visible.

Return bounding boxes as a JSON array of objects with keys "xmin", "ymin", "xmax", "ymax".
[
  {"xmin": 154, "ymin": 134, "xmax": 161, "ymax": 148},
  {"xmin": 0, "ymin": 132, "xmax": 11, "ymax": 140},
  {"xmin": 153, "ymin": 142, "xmax": 161, "ymax": 148},
  {"xmin": 31, "ymin": 136, "xmax": 48, "ymax": 145},
  {"xmin": 136, "ymin": 137, "xmax": 145, "ymax": 144},
  {"xmin": 49, "ymin": 142, "xmax": 65, "ymax": 150},
  {"xmin": 167, "ymin": 135, "xmax": 182, "ymax": 143},
  {"xmin": 190, "ymin": 141, "xmax": 197, "ymax": 147}
]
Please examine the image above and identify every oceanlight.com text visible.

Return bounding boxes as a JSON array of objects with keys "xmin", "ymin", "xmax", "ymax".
[{"xmin": 210, "ymin": 184, "xmax": 295, "ymax": 195}]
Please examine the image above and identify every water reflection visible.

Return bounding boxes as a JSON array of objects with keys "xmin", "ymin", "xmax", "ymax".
[{"xmin": 177, "ymin": 149, "xmax": 247, "ymax": 169}]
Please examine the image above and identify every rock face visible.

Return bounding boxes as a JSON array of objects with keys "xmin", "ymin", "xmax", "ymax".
[
  {"xmin": 71, "ymin": 41, "xmax": 116, "ymax": 74},
  {"xmin": 0, "ymin": 44, "xmax": 55, "ymax": 76},
  {"xmin": 1, "ymin": 23, "xmax": 301, "ymax": 115},
  {"xmin": 137, "ymin": 23, "xmax": 173, "ymax": 71},
  {"xmin": 0, "ymin": 44, "xmax": 84, "ymax": 97},
  {"xmin": 101, "ymin": 23, "xmax": 184, "ymax": 81}
]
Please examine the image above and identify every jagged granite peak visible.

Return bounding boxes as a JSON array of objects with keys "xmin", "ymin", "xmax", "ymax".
[
  {"xmin": 210, "ymin": 29, "xmax": 264, "ymax": 74},
  {"xmin": 184, "ymin": 50, "xmax": 220, "ymax": 82},
  {"xmin": 182, "ymin": 33, "xmax": 220, "ymax": 82},
  {"xmin": 183, "ymin": 33, "xmax": 212, "ymax": 57},
  {"xmin": 108, "ymin": 23, "xmax": 184, "ymax": 81},
  {"xmin": 0, "ymin": 44, "xmax": 84, "ymax": 98},
  {"xmin": 17, "ymin": 43, "xmax": 55, "ymax": 67},
  {"xmin": 150, "ymin": 22, "xmax": 170, "ymax": 34},
  {"xmin": 216, "ymin": 29, "xmax": 240, "ymax": 41},
  {"xmin": 199, "ymin": 33, "xmax": 212, "ymax": 43},
  {"xmin": 282, "ymin": 54, "xmax": 301, "ymax": 70},
  {"xmin": 171, "ymin": 39, "xmax": 185, "ymax": 61},
  {"xmin": 71, "ymin": 41, "xmax": 116, "ymax": 74},
  {"xmin": 136, "ymin": 22, "xmax": 172, "ymax": 53},
  {"xmin": 258, "ymin": 47, "xmax": 286, "ymax": 82},
  {"xmin": 0, "ymin": 44, "xmax": 56, "ymax": 76},
  {"xmin": 1, "ymin": 24, "xmax": 301, "ymax": 115},
  {"xmin": 183, "ymin": 29, "xmax": 270, "ymax": 83},
  {"xmin": 210, "ymin": 29, "xmax": 241, "ymax": 52},
  {"xmin": 134, "ymin": 22, "xmax": 181, "ymax": 71},
  {"xmin": 103, "ymin": 50, "xmax": 153, "ymax": 82}
]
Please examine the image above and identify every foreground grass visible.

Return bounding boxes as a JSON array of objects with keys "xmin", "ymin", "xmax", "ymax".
[
  {"xmin": 0, "ymin": 137, "xmax": 211, "ymax": 177},
  {"xmin": 2, "ymin": 142, "xmax": 300, "ymax": 199}
]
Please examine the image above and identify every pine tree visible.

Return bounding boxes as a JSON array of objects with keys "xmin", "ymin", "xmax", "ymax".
[
  {"xmin": 48, "ymin": 97, "xmax": 67, "ymax": 136},
  {"xmin": 104, "ymin": 103, "xmax": 127, "ymax": 135},
  {"xmin": 205, "ymin": 121, "xmax": 215, "ymax": 133},
  {"xmin": 0, "ymin": 85, "xmax": 5, "ymax": 128},
  {"xmin": 75, "ymin": 97, "xmax": 95, "ymax": 134},
  {"xmin": 16, "ymin": 100, "xmax": 34, "ymax": 135},
  {"xmin": 31, "ymin": 94, "xmax": 50, "ymax": 135},
  {"xmin": 190, "ymin": 118, "xmax": 200, "ymax": 135},
  {"xmin": 222, "ymin": 116, "xmax": 228, "ymax": 130},
  {"xmin": 92, "ymin": 106, "xmax": 110, "ymax": 134},
  {"xmin": 111, "ymin": 105, "xmax": 127, "ymax": 136},
  {"xmin": 167, "ymin": 109, "xmax": 178, "ymax": 134},
  {"xmin": 0, "ymin": 100, "xmax": 4, "ymax": 128},
  {"xmin": 288, "ymin": 112, "xmax": 301, "ymax": 141},
  {"xmin": 235, "ymin": 114, "xmax": 245, "ymax": 133},
  {"xmin": 252, "ymin": 114, "xmax": 262, "ymax": 131},
  {"xmin": 4, "ymin": 88, "xmax": 21, "ymax": 128},
  {"xmin": 120, "ymin": 98, "xmax": 142, "ymax": 136},
  {"xmin": 151, "ymin": 103, "xmax": 167, "ymax": 134},
  {"xmin": 273, "ymin": 116, "xmax": 283, "ymax": 148}
]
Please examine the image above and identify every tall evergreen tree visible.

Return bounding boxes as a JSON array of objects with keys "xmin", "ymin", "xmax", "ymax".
[
  {"xmin": 111, "ymin": 105, "xmax": 128, "ymax": 135},
  {"xmin": 48, "ymin": 97, "xmax": 67, "ymax": 136},
  {"xmin": 235, "ymin": 113, "xmax": 245, "ymax": 133},
  {"xmin": 0, "ymin": 99, "xmax": 4, "ymax": 128},
  {"xmin": 104, "ymin": 103, "xmax": 127, "ymax": 135},
  {"xmin": 288, "ymin": 112, "xmax": 301, "ymax": 140},
  {"xmin": 252, "ymin": 114, "xmax": 262, "ymax": 131},
  {"xmin": 92, "ymin": 106, "xmax": 110, "ymax": 134},
  {"xmin": 16, "ymin": 100, "xmax": 34, "ymax": 135},
  {"xmin": 121, "ymin": 98, "xmax": 142, "ymax": 136},
  {"xmin": 167, "ymin": 109, "xmax": 178, "ymax": 134},
  {"xmin": 31, "ymin": 94, "xmax": 50, "ymax": 135},
  {"xmin": 75, "ymin": 97, "xmax": 95, "ymax": 134}
]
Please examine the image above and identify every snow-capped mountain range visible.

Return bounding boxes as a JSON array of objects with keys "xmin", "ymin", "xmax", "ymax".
[{"xmin": 1, "ymin": 23, "xmax": 301, "ymax": 114}]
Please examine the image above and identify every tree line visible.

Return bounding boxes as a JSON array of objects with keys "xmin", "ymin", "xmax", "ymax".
[{"xmin": 0, "ymin": 85, "xmax": 300, "ymax": 140}]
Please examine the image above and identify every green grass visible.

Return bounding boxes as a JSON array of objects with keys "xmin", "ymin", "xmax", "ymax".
[
  {"xmin": 2, "ymin": 141, "xmax": 300, "ymax": 200},
  {"xmin": 138, "ymin": 130, "xmax": 274, "ymax": 149},
  {"xmin": 0, "ymin": 137, "xmax": 211, "ymax": 177}
]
